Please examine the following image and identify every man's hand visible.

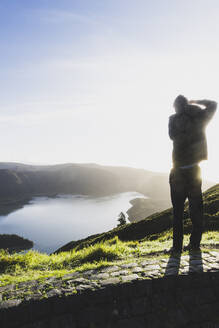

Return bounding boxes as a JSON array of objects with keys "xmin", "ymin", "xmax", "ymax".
[
  {"xmin": 189, "ymin": 99, "xmax": 217, "ymax": 107},
  {"xmin": 188, "ymin": 99, "xmax": 217, "ymax": 124}
]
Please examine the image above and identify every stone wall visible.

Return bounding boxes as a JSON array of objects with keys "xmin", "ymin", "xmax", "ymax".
[{"xmin": 1, "ymin": 271, "xmax": 219, "ymax": 328}]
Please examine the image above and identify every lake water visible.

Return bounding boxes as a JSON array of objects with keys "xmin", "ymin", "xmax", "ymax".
[{"xmin": 0, "ymin": 192, "xmax": 145, "ymax": 253}]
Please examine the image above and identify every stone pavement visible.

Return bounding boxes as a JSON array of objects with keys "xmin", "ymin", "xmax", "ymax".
[{"xmin": 1, "ymin": 250, "xmax": 219, "ymax": 306}]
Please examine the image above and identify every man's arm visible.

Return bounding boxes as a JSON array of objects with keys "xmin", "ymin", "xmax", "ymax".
[
  {"xmin": 189, "ymin": 99, "xmax": 217, "ymax": 124},
  {"xmin": 168, "ymin": 115, "xmax": 177, "ymax": 140}
]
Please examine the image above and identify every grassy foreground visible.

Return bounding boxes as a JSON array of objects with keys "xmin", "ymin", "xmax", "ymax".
[
  {"xmin": 0, "ymin": 184, "xmax": 218, "ymax": 287},
  {"xmin": 0, "ymin": 231, "xmax": 219, "ymax": 287}
]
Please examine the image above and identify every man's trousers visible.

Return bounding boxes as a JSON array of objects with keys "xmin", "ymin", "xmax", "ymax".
[{"xmin": 169, "ymin": 165, "xmax": 204, "ymax": 250}]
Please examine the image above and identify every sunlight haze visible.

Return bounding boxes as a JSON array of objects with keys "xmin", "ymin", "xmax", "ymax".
[{"xmin": 0, "ymin": 0, "xmax": 218, "ymax": 182}]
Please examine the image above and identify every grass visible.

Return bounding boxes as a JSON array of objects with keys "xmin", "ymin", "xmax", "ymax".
[
  {"xmin": 0, "ymin": 237, "xmax": 139, "ymax": 286},
  {"xmin": 56, "ymin": 185, "xmax": 219, "ymax": 254},
  {"xmin": 1, "ymin": 230, "xmax": 219, "ymax": 287}
]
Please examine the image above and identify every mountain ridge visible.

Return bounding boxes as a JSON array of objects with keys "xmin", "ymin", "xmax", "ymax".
[{"xmin": 0, "ymin": 162, "xmax": 215, "ymax": 219}]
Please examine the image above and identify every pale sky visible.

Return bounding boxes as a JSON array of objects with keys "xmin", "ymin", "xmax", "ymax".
[{"xmin": 0, "ymin": 0, "xmax": 218, "ymax": 181}]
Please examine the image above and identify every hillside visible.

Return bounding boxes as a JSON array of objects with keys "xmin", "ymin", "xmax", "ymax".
[
  {"xmin": 56, "ymin": 184, "xmax": 219, "ymax": 253},
  {"xmin": 0, "ymin": 162, "xmax": 166, "ymax": 198},
  {"xmin": 0, "ymin": 162, "xmax": 214, "ymax": 217},
  {"xmin": 0, "ymin": 234, "xmax": 33, "ymax": 252},
  {"xmin": 0, "ymin": 163, "xmax": 173, "ymax": 217}
]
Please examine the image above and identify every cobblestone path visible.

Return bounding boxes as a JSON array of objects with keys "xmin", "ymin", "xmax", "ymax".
[{"xmin": 1, "ymin": 250, "xmax": 219, "ymax": 308}]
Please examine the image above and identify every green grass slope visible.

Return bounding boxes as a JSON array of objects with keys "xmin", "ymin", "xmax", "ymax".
[{"xmin": 56, "ymin": 184, "xmax": 219, "ymax": 253}]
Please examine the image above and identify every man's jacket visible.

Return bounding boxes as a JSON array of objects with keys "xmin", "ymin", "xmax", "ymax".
[{"xmin": 169, "ymin": 102, "xmax": 217, "ymax": 168}]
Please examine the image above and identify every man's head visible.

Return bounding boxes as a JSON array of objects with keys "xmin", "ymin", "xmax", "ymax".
[{"xmin": 173, "ymin": 95, "xmax": 188, "ymax": 113}]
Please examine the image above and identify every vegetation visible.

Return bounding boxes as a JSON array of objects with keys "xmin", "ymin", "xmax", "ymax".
[
  {"xmin": 56, "ymin": 184, "xmax": 219, "ymax": 253},
  {"xmin": 1, "ymin": 231, "xmax": 219, "ymax": 287},
  {"xmin": 117, "ymin": 212, "xmax": 127, "ymax": 226},
  {"xmin": 0, "ymin": 237, "xmax": 139, "ymax": 286},
  {"xmin": 0, "ymin": 234, "xmax": 33, "ymax": 252},
  {"xmin": 0, "ymin": 184, "xmax": 218, "ymax": 287}
]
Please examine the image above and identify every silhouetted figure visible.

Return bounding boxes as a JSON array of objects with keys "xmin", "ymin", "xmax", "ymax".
[{"xmin": 169, "ymin": 95, "xmax": 217, "ymax": 252}]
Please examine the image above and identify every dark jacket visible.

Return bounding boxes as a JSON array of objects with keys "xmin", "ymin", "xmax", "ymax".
[{"xmin": 169, "ymin": 101, "xmax": 217, "ymax": 168}]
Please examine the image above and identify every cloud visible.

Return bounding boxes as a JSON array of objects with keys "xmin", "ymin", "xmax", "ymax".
[
  {"xmin": 0, "ymin": 101, "xmax": 94, "ymax": 125},
  {"xmin": 34, "ymin": 9, "xmax": 98, "ymax": 25}
]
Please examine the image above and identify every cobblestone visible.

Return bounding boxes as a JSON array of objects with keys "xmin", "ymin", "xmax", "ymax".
[
  {"xmin": 92, "ymin": 273, "xmax": 110, "ymax": 280},
  {"xmin": 100, "ymin": 265, "xmax": 120, "ymax": 272},
  {"xmin": 121, "ymin": 274, "xmax": 139, "ymax": 282},
  {"xmin": 121, "ymin": 262, "xmax": 138, "ymax": 268},
  {"xmin": 111, "ymin": 271, "xmax": 121, "ymax": 277},
  {"xmin": 100, "ymin": 278, "xmax": 120, "ymax": 286},
  {"xmin": 131, "ymin": 267, "xmax": 144, "ymax": 273},
  {"xmin": 144, "ymin": 264, "xmax": 161, "ymax": 271},
  {"xmin": 1, "ymin": 250, "xmax": 219, "ymax": 303}
]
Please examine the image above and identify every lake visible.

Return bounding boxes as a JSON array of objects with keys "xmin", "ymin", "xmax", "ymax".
[{"xmin": 0, "ymin": 192, "xmax": 145, "ymax": 253}]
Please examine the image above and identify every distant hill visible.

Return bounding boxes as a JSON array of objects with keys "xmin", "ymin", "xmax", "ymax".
[
  {"xmin": 0, "ymin": 234, "xmax": 33, "ymax": 252},
  {"xmin": 0, "ymin": 162, "xmax": 214, "ymax": 216},
  {"xmin": 0, "ymin": 162, "xmax": 172, "ymax": 200},
  {"xmin": 55, "ymin": 184, "xmax": 219, "ymax": 253}
]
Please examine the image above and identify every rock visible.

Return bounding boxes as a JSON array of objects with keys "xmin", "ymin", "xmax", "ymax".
[
  {"xmin": 144, "ymin": 265, "xmax": 160, "ymax": 271},
  {"xmin": 0, "ymin": 299, "xmax": 22, "ymax": 309},
  {"xmin": 68, "ymin": 278, "xmax": 88, "ymax": 285},
  {"xmin": 160, "ymin": 263, "xmax": 167, "ymax": 269},
  {"xmin": 89, "ymin": 281, "xmax": 99, "ymax": 288},
  {"xmin": 209, "ymin": 251, "xmax": 219, "ymax": 257},
  {"xmin": 142, "ymin": 271, "xmax": 158, "ymax": 277},
  {"xmin": 202, "ymin": 252, "xmax": 211, "ymax": 258},
  {"xmin": 47, "ymin": 289, "xmax": 62, "ymax": 298},
  {"xmin": 101, "ymin": 278, "xmax": 120, "ymax": 286},
  {"xmin": 62, "ymin": 272, "xmax": 80, "ymax": 280},
  {"xmin": 121, "ymin": 263, "xmax": 138, "ymax": 269},
  {"xmin": 161, "ymin": 259, "xmax": 168, "ymax": 263},
  {"xmin": 114, "ymin": 270, "xmax": 129, "ymax": 276},
  {"xmin": 132, "ymin": 267, "xmax": 144, "ymax": 273},
  {"xmin": 181, "ymin": 255, "xmax": 190, "ymax": 261},
  {"xmin": 76, "ymin": 284, "xmax": 93, "ymax": 292},
  {"xmin": 45, "ymin": 276, "xmax": 59, "ymax": 284},
  {"xmin": 61, "ymin": 287, "xmax": 75, "ymax": 293},
  {"xmin": 211, "ymin": 264, "xmax": 219, "ymax": 269},
  {"xmin": 0, "ymin": 284, "xmax": 15, "ymax": 292},
  {"xmin": 121, "ymin": 274, "xmax": 139, "ymax": 282},
  {"xmin": 33, "ymin": 293, "xmax": 43, "ymax": 301},
  {"xmin": 82, "ymin": 270, "xmax": 96, "ymax": 277},
  {"xmin": 203, "ymin": 265, "xmax": 211, "ymax": 272},
  {"xmin": 111, "ymin": 271, "xmax": 121, "ymax": 277},
  {"xmin": 142, "ymin": 260, "xmax": 159, "ymax": 266},
  {"xmin": 91, "ymin": 273, "xmax": 110, "ymax": 280}
]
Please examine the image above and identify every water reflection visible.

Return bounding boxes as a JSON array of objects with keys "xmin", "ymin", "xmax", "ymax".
[{"xmin": 0, "ymin": 192, "xmax": 145, "ymax": 253}]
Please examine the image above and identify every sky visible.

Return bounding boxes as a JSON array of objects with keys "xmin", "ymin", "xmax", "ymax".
[{"xmin": 0, "ymin": 0, "xmax": 218, "ymax": 181}]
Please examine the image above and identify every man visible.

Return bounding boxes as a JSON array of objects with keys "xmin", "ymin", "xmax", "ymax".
[{"xmin": 169, "ymin": 95, "xmax": 217, "ymax": 252}]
